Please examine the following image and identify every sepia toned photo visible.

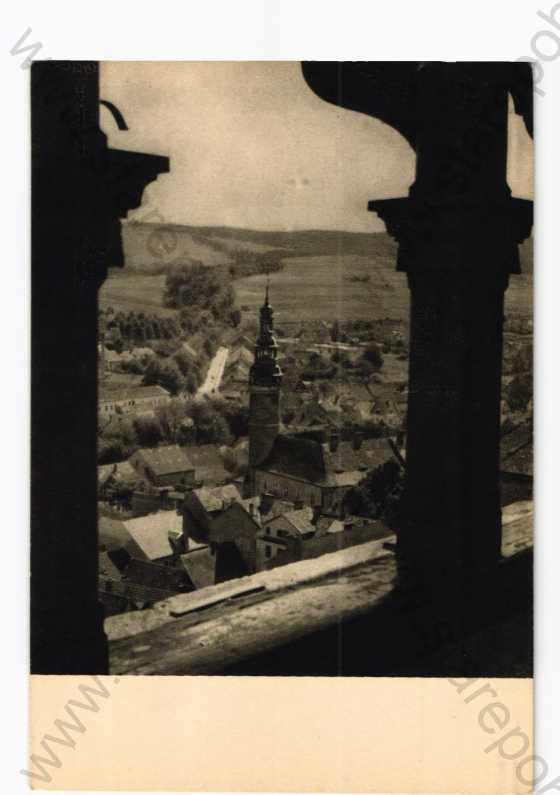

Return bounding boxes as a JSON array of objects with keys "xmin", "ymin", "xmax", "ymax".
[{"xmin": 31, "ymin": 60, "xmax": 533, "ymax": 681}]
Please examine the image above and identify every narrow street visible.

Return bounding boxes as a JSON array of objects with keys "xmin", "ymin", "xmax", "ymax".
[{"xmin": 196, "ymin": 346, "xmax": 229, "ymax": 398}]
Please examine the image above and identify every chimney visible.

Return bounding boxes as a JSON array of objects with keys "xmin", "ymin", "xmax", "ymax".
[
  {"xmin": 329, "ymin": 431, "xmax": 340, "ymax": 452},
  {"xmin": 260, "ymin": 491, "xmax": 275, "ymax": 516},
  {"xmin": 180, "ymin": 503, "xmax": 190, "ymax": 552},
  {"xmin": 352, "ymin": 431, "xmax": 363, "ymax": 450}
]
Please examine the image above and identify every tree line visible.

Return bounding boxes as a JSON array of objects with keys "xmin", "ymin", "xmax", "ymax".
[{"xmin": 98, "ymin": 397, "xmax": 250, "ymax": 465}]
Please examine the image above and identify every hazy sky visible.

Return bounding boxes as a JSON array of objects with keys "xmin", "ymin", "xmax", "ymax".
[{"xmin": 101, "ymin": 61, "xmax": 533, "ymax": 233}]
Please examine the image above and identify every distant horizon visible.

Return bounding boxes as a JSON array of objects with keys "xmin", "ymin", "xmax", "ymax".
[{"xmin": 121, "ymin": 218, "xmax": 392, "ymax": 235}]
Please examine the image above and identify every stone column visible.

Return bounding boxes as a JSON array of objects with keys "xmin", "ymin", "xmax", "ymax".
[
  {"xmin": 31, "ymin": 62, "xmax": 169, "ymax": 673},
  {"xmin": 302, "ymin": 61, "xmax": 533, "ymax": 577},
  {"xmin": 370, "ymin": 64, "xmax": 532, "ymax": 574}
]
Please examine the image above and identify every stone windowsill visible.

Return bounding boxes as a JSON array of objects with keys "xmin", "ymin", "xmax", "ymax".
[{"xmin": 107, "ymin": 502, "xmax": 533, "ymax": 675}]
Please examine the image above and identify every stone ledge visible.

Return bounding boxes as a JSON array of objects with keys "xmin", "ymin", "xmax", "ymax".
[{"xmin": 108, "ymin": 502, "xmax": 532, "ymax": 676}]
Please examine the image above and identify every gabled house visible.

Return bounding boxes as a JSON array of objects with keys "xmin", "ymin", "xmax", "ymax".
[
  {"xmin": 122, "ymin": 510, "xmax": 185, "ymax": 564},
  {"xmin": 258, "ymin": 509, "xmax": 390, "ymax": 570},
  {"xmin": 259, "ymin": 506, "xmax": 318, "ymax": 566},
  {"xmin": 181, "ymin": 484, "xmax": 244, "ymax": 544},
  {"xmin": 129, "ymin": 445, "xmax": 195, "ymax": 489},
  {"xmin": 180, "ymin": 484, "xmax": 260, "ymax": 580},
  {"xmin": 182, "ymin": 444, "xmax": 228, "ymax": 486},
  {"xmin": 99, "ymin": 509, "xmax": 186, "ymax": 568}
]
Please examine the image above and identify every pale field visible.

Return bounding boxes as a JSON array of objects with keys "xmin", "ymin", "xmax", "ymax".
[{"xmin": 100, "ymin": 224, "xmax": 532, "ymax": 324}]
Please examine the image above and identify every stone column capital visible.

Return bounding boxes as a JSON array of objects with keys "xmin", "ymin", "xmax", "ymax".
[{"xmin": 368, "ymin": 195, "xmax": 533, "ymax": 277}]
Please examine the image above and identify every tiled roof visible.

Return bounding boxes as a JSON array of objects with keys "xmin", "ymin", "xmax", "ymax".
[
  {"xmin": 98, "ymin": 518, "xmax": 146, "ymax": 560},
  {"xmin": 123, "ymin": 509, "xmax": 183, "ymax": 535},
  {"xmin": 281, "ymin": 506, "xmax": 316, "ymax": 535},
  {"xmin": 316, "ymin": 517, "xmax": 345, "ymax": 534},
  {"xmin": 242, "ymin": 497, "xmax": 295, "ymax": 526},
  {"xmin": 122, "ymin": 510, "xmax": 182, "ymax": 560},
  {"xmin": 260, "ymin": 435, "xmax": 327, "ymax": 483},
  {"xmin": 98, "ymin": 460, "xmax": 138, "ymax": 487},
  {"xmin": 125, "ymin": 558, "xmax": 191, "ymax": 592},
  {"xmin": 193, "ymin": 484, "xmax": 242, "ymax": 513},
  {"xmin": 313, "ymin": 515, "xmax": 379, "ymax": 536},
  {"xmin": 135, "ymin": 445, "xmax": 194, "ymax": 476},
  {"xmin": 182, "ymin": 444, "xmax": 227, "ymax": 484},
  {"xmin": 99, "ymin": 578, "xmax": 171, "ymax": 606},
  {"xmin": 259, "ymin": 435, "xmax": 396, "ymax": 486},
  {"xmin": 323, "ymin": 438, "xmax": 395, "ymax": 477},
  {"xmin": 180, "ymin": 547, "xmax": 216, "ymax": 590}
]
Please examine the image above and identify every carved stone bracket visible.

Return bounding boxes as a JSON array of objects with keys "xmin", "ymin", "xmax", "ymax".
[{"xmin": 369, "ymin": 196, "xmax": 533, "ymax": 277}]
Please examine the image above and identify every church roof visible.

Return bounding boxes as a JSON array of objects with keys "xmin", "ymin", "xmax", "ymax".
[
  {"xmin": 323, "ymin": 438, "xmax": 394, "ymax": 476},
  {"xmin": 260, "ymin": 435, "xmax": 327, "ymax": 483},
  {"xmin": 257, "ymin": 435, "xmax": 396, "ymax": 486}
]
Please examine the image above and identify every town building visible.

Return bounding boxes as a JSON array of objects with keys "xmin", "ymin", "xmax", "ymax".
[
  {"xmin": 259, "ymin": 508, "xmax": 390, "ymax": 569},
  {"xmin": 182, "ymin": 443, "xmax": 229, "ymax": 486},
  {"xmin": 180, "ymin": 484, "xmax": 260, "ymax": 579},
  {"xmin": 98, "ymin": 549, "xmax": 195, "ymax": 616},
  {"xmin": 129, "ymin": 445, "xmax": 195, "ymax": 489},
  {"xmin": 259, "ymin": 505, "xmax": 317, "ymax": 566},
  {"xmin": 98, "ymin": 460, "xmax": 139, "ymax": 503},
  {"xmin": 99, "ymin": 384, "xmax": 171, "ymax": 417},
  {"xmin": 100, "ymin": 509, "xmax": 187, "ymax": 567}
]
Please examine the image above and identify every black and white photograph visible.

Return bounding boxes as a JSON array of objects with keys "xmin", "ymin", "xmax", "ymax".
[{"xmin": 30, "ymin": 59, "xmax": 534, "ymax": 681}]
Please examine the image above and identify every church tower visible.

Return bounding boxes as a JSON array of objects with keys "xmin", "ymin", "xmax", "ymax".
[{"xmin": 248, "ymin": 283, "xmax": 282, "ymax": 472}]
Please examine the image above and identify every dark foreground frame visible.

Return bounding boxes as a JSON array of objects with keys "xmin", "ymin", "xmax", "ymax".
[{"xmin": 31, "ymin": 60, "xmax": 533, "ymax": 676}]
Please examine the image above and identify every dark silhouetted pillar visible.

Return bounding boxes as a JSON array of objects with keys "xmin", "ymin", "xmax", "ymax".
[
  {"xmin": 31, "ymin": 62, "xmax": 168, "ymax": 673},
  {"xmin": 302, "ymin": 61, "xmax": 533, "ymax": 576}
]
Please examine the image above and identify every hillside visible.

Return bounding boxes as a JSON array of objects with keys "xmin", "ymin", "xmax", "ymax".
[
  {"xmin": 185, "ymin": 225, "xmax": 397, "ymax": 258},
  {"xmin": 99, "ymin": 223, "xmax": 533, "ymax": 322},
  {"xmin": 120, "ymin": 222, "xmax": 232, "ymax": 271}
]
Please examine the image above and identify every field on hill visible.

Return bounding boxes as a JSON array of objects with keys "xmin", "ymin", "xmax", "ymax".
[
  {"xmin": 120, "ymin": 222, "xmax": 231, "ymax": 271},
  {"xmin": 236, "ymin": 254, "xmax": 410, "ymax": 323},
  {"xmin": 100, "ymin": 223, "xmax": 533, "ymax": 322},
  {"xmin": 99, "ymin": 271, "xmax": 172, "ymax": 316}
]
